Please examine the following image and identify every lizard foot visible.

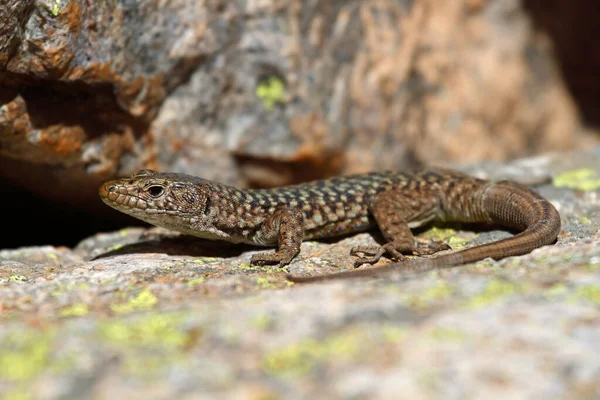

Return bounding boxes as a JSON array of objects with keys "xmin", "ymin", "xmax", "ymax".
[
  {"xmin": 414, "ymin": 239, "xmax": 451, "ymax": 256},
  {"xmin": 351, "ymin": 243, "xmax": 408, "ymax": 268},
  {"xmin": 250, "ymin": 250, "xmax": 296, "ymax": 267}
]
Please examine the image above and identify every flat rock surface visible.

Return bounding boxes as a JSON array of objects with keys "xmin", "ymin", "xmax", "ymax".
[{"xmin": 1, "ymin": 148, "xmax": 600, "ymax": 399}]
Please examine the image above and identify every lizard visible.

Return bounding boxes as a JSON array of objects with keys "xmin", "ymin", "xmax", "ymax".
[{"xmin": 98, "ymin": 168, "xmax": 561, "ymax": 283}]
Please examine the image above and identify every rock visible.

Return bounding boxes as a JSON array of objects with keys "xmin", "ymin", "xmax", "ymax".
[
  {"xmin": 0, "ymin": 0, "xmax": 596, "ymax": 210},
  {"xmin": 0, "ymin": 149, "xmax": 600, "ymax": 397}
]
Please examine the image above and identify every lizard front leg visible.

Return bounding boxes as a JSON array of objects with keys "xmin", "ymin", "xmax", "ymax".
[
  {"xmin": 352, "ymin": 190, "xmax": 450, "ymax": 267},
  {"xmin": 250, "ymin": 208, "xmax": 305, "ymax": 267}
]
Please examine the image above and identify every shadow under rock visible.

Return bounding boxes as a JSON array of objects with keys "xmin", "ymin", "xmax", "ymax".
[{"xmin": 92, "ymin": 235, "xmax": 253, "ymax": 260}]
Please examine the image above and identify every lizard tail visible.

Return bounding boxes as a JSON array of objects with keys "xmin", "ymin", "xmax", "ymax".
[{"xmin": 286, "ymin": 181, "xmax": 561, "ymax": 283}]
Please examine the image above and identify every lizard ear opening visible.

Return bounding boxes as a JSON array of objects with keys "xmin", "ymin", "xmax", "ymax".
[
  {"xmin": 147, "ymin": 186, "xmax": 165, "ymax": 197},
  {"xmin": 204, "ymin": 198, "xmax": 211, "ymax": 215}
]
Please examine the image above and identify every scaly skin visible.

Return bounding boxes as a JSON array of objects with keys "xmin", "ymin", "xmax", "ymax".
[{"xmin": 98, "ymin": 168, "xmax": 561, "ymax": 282}]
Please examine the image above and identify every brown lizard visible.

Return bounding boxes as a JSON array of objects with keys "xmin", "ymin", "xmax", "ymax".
[{"xmin": 98, "ymin": 168, "xmax": 561, "ymax": 283}]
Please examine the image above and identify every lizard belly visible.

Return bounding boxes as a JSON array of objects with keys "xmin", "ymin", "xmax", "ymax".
[{"xmin": 304, "ymin": 215, "xmax": 374, "ymax": 240}]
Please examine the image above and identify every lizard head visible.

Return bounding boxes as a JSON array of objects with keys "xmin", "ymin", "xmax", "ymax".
[{"xmin": 98, "ymin": 169, "xmax": 213, "ymax": 232}]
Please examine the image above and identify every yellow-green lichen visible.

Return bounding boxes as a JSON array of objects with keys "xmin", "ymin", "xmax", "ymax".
[
  {"xmin": 50, "ymin": 283, "xmax": 65, "ymax": 297},
  {"xmin": 110, "ymin": 289, "xmax": 158, "ymax": 314},
  {"xmin": 472, "ymin": 259, "xmax": 495, "ymax": 269},
  {"xmin": 571, "ymin": 285, "xmax": 600, "ymax": 305},
  {"xmin": 586, "ymin": 263, "xmax": 600, "ymax": 271},
  {"xmin": 421, "ymin": 227, "xmax": 456, "ymax": 240},
  {"xmin": 0, "ymin": 331, "xmax": 54, "ymax": 382},
  {"xmin": 579, "ymin": 216, "xmax": 592, "ymax": 225},
  {"xmin": 256, "ymin": 277, "xmax": 275, "ymax": 289},
  {"xmin": 251, "ymin": 314, "xmax": 274, "ymax": 331},
  {"xmin": 0, "ymin": 384, "xmax": 33, "ymax": 400},
  {"xmin": 118, "ymin": 228, "xmax": 131, "ymax": 237},
  {"xmin": 98, "ymin": 313, "xmax": 188, "ymax": 349},
  {"xmin": 464, "ymin": 279, "xmax": 523, "ymax": 309},
  {"xmin": 428, "ymin": 327, "xmax": 467, "ymax": 342},
  {"xmin": 121, "ymin": 353, "xmax": 190, "ymax": 379},
  {"xmin": 381, "ymin": 325, "xmax": 408, "ymax": 343},
  {"xmin": 51, "ymin": 282, "xmax": 92, "ymax": 297},
  {"xmin": 8, "ymin": 275, "xmax": 26, "ymax": 282},
  {"xmin": 106, "ymin": 243, "xmax": 123, "ymax": 252},
  {"xmin": 420, "ymin": 227, "xmax": 476, "ymax": 249},
  {"xmin": 60, "ymin": 303, "xmax": 89, "ymax": 318},
  {"xmin": 1, "ymin": 387, "xmax": 32, "ymax": 400},
  {"xmin": 553, "ymin": 168, "xmax": 600, "ymax": 191},
  {"xmin": 187, "ymin": 277, "xmax": 206, "ymax": 286},
  {"xmin": 403, "ymin": 281, "xmax": 456, "ymax": 309},
  {"xmin": 256, "ymin": 77, "xmax": 285, "ymax": 110},
  {"xmin": 263, "ymin": 330, "xmax": 363, "ymax": 377},
  {"xmin": 234, "ymin": 264, "xmax": 287, "ymax": 275},
  {"xmin": 51, "ymin": 0, "xmax": 61, "ymax": 16},
  {"xmin": 191, "ymin": 257, "xmax": 219, "ymax": 265},
  {"xmin": 543, "ymin": 283, "xmax": 569, "ymax": 300},
  {"xmin": 97, "ymin": 313, "xmax": 193, "ymax": 379}
]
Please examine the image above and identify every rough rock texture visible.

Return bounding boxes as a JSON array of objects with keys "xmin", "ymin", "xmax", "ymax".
[
  {"xmin": 0, "ymin": 0, "xmax": 596, "ymax": 209},
  {"xmin": 1, "ymin": 148, "xmax": 600, "ymax": 398}
]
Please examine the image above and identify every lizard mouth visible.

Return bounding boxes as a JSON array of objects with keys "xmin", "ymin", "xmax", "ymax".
[{"xmin": 98, "ymin": 180, "xmax": 149, "ymax": 212}]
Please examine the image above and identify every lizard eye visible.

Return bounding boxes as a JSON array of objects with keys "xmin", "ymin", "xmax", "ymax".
[{"xmin": 147, "ymin": 186, "xmax": 164, "ymax": 197}]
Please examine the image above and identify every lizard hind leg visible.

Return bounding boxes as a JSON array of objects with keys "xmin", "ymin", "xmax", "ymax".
[{"xmin": 351, "ymin": 189, "xmax": 443, "ymax": 268}]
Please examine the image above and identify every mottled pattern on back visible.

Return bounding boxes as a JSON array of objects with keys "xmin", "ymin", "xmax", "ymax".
[
  {"xmin": 248, "ymin": 172, "xmax": 402, "ymax": 239},
  {"xmin": 98, "ymin": 168, "xmax": 479, "ymax": 245}
]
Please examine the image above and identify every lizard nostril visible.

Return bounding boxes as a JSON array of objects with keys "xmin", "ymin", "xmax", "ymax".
[{"xmin": 98, "ymin": 181, "xmax": 119, "ymax": 199}]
